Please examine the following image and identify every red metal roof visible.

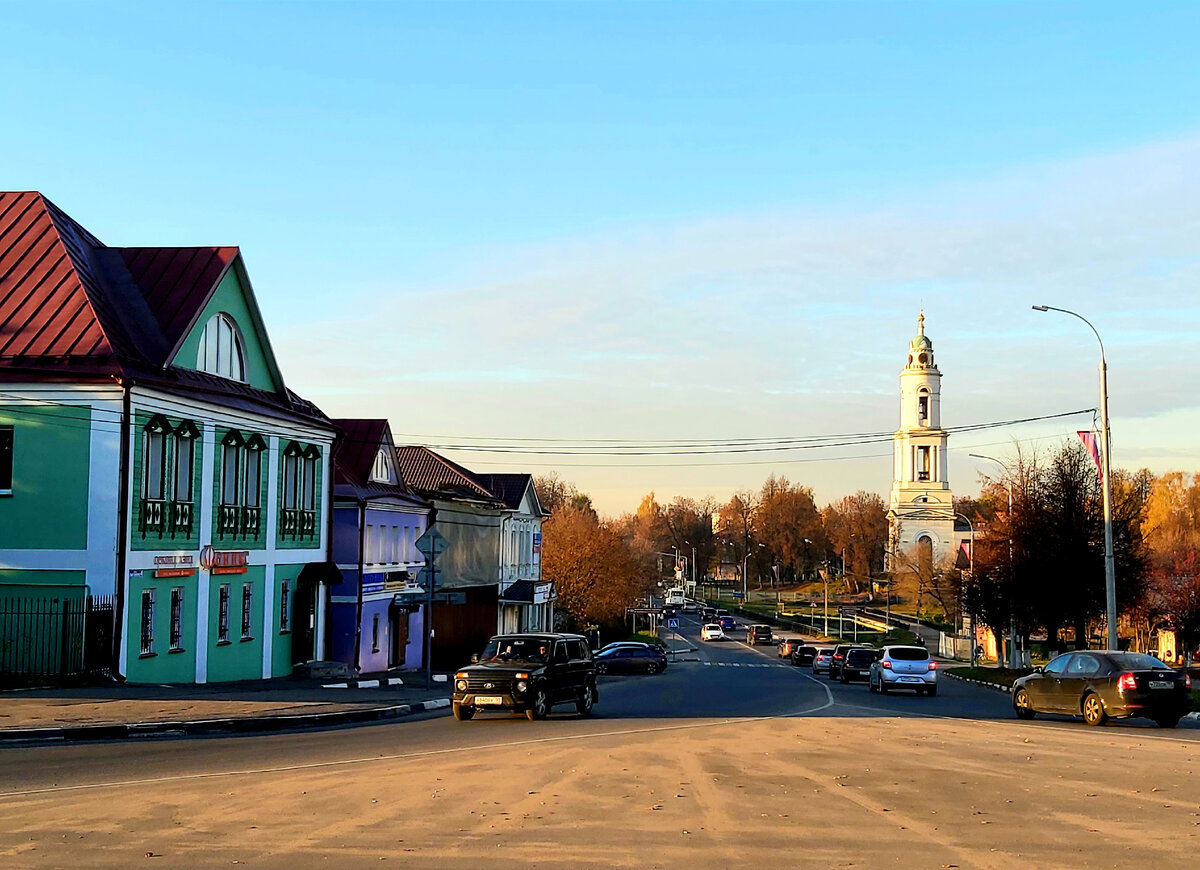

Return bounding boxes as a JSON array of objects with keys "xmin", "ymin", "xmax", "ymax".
[
  {"xmin": 332, "ymin": 418, "xmax": 389, "ymax": 487},
  {"xmin": 394, "ymin": 446, "xmax": 497, "ymax": 502},
  {"xmin": 118, "ymin": 246, "xmax": 239, "ymax": 353},
  {"xmin": 0, "ymin": 191, "xmax": 114, "ymax": 365}
]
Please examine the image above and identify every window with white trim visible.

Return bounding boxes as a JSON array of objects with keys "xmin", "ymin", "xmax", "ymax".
[
  {"xmin": 370, "ymin": 447, "xmax": 394, "ymax": 483},
  {"xmin": 196, "ymin": 313, "xmax": 246, "ymax": 382}
]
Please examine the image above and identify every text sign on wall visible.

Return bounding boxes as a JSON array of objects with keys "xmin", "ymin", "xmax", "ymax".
[
  {"xmin": 155, "ymin": 568, "xmax": 196, "ymax": 579},
  {"xmin": 200, "ymin": 546, "xmax": 250, "ymax": 575},
  {"xmin": 154, "ymin": 554, "xmax": 194, "ymax": 567}
]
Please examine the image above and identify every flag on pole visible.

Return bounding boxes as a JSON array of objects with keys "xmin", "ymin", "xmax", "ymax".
[
  {"xmin": 960, "ymin": 540, "xmax": 971, "ymax": 560},
  {"xmin": 1077, "ymin": 430, "xmax": 1102, "ymax": 477}
]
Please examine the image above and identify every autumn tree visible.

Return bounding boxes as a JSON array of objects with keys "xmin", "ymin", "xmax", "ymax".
[
  {"xmin": 757, "ymin": 475, "xmax": 823, "ymax": 588},
  {"xmin": 541, "ymin": 506, "xmax": 644, "ymax": 628},
  {"xmin": 821, "ymin": 491, "xmax": 888, "ymax": 593},
  {"xmin": 1143, "ymin": 472, "xmax": 1200, "ymax": 664},
  {"xmin": 715, "ymin": 490, "xmax": 759, "ymax": 585}
]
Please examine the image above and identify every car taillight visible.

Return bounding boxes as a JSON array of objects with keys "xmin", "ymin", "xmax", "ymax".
[
  {"xmin": 929, "ymin": 661, "xmax": 938, "ymax": 670},
  {"xmin": 881, "ymin": 660, "xmax": 892, "ymax": 670},
  {"xmin": 1117, "ymin": 672, "xmax": 1137, "ymax": 692},
  {"xmin": 834, "ymin": 654, "xmax": 844, "ymax": 660},
  {"xmin": 1186, "ymin": 674, "xmax": 1193, "ymax": 691}
]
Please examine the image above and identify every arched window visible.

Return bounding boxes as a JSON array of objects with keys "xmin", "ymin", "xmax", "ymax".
[
  {"xmin": 918, "ymin": 388, "xmax": 930, "ymax": 425},
  {"xmin": 370, "ymin": 447, "xmax": 394, "ymax": 483},
  {"xmin": 196, "ymin": 313, "xmax": 246, "ymax": 381}
]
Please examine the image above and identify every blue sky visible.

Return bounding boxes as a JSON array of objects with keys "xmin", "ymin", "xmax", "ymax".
[{"xmin": 4, "ymin": 2, "xmax": 1199, "ymax": 513}]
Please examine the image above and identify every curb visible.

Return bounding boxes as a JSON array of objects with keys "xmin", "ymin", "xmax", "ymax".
[
  {"xmin": 944, "ymin": 672, "xmax": 1013, "ymax": 694},
  {"xmin": 321, "ymin": 677, "xmax": 408, "ymax": 689},
  {"xmin": 0, "ymin": 697, "xmax": 452, "ymax": 746}
]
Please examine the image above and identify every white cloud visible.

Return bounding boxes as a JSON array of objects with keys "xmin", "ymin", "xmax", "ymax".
[{"xmin": 275, "ymin": 133, "xmax": 1200, "ymax": 514}]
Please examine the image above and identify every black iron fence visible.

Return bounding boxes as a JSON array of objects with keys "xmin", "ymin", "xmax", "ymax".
[{"xmin": 0, "ymin": 593, "xmax": 115, "ymax": 683}]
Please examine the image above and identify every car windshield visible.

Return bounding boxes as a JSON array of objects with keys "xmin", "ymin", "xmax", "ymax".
[
  {"xmin": 888, "ymin": 647, "xmax": 929, "ymax": 661},
  {"xmin": 481, "ymin": 637, "xmax": 552, "ymax": 663},
  {"xmin": 1107, "ymin": 652, "xmax": 1169, "ymax": 670}
]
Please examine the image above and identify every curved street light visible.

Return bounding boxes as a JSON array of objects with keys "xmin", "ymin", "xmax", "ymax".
[{"xmin": 1032, "ymin": 305, "xmax": 1117, "ymax": 651}]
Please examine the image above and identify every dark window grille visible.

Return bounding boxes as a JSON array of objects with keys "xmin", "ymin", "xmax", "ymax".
[
  {"xmin": 241, "ymin": 583, "xmax": 253, "ymax": 639},
  {"xmin": 140, "ymin": 588, "xmax": 156, "ymax": 655},
  {"xmin": 279, "ymin": 580, "xmax": 290, "ymax": 632},
  {"xmin": 0, "ymin": 425, "xmax": 13, "ymax": 492},
  {"xmin": 169, "ymin": 587, "xmax": 184, "ymax": 650},
  {"xmin": 218, "ymin": 585, "xmax": 231, "ymax": 642}
]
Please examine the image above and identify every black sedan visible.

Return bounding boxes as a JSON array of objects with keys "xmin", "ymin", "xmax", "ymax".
[
  {"xmin": 790, "ymin": 645, "xmax": 817, "ymax": 667},
  {"xmin": 1013, "ymin": 651, "xmax": 1192, "ymax": 728},
  {"xmin": 595, "ymin": 644, "xmax": 668, "ymax": 675}
]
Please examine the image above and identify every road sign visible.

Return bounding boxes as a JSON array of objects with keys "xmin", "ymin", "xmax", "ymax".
[
  {"xmin": 414, "ymin": 527, "xmax": 447, "ymax": 560},
  {"xmin": 732, "ymin": 592, "xmax": 744, "ymax": 599},
  {"xmin": 666, "ymin": 618, "xmax": 680, "ymax": 630}
]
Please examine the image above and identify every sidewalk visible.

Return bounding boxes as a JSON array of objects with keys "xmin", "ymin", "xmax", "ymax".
[{"xmin": 0, "ymin": 672, "xmax": 452, "ymax": 745}]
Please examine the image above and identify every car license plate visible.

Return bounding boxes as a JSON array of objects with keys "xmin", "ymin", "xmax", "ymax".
[
  {"xmin": 899, "ymin": 677, "xmax": 921, "ymax": 683},
  {"xmin": 1148, "ymin": 680, "xmax": 1173, "ymax": 690},
  {"xmin": 474, "ymin": 695, "xmax": 503, "ymax": 705}
]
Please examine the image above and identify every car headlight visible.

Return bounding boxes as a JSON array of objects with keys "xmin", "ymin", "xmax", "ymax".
[
  {"xmin": 515, "ymin": 679, "xmax": 528, "ymax": 693},
  {"xmin": 455, "ymin": 679, "xmax": 467, "ymax": 692}
]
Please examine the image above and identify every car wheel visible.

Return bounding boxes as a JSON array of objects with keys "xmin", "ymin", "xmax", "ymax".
[
  {"xmin": 1082, "ymin": 692, "xmax": 1107, "ymax": 727},
  {"xmin": 878, "ymin": 679, "xmax": 888, "ymax": 695},
  {"xmin": 869, "ymin": 676, "xmax": 878, "ymax": 693},
  {"xmin": 1013, "ymin": 688, "xmax": 1036, "ymax": 719},
  {"xmin": 1154, "ymin": 714, "xmax": 1181, "ymax": 729},
  {"xmin": 576, "ymin": 684, "xmax": 595, "ymax": 716},
  {"xmin": 596, "ymin": 663, "xmax": 608, "ymax": 675},
  {"xmin": 927, "ymin": 685, "xmax": 937, "ymax": 697},
  {"xmin": 452, "ymin": 702, "xmax": 475, "ymax": 721},
  {"xmin": 839, "ymin": 672, "xmax": 848, "ymax": 684},
  {"xmin": 647, "ymin": 662, "xmax": 660, "ymax": 675},
  {"xmin": 526, "ymin": 688, "xmax": 549, "ymax": 721}
]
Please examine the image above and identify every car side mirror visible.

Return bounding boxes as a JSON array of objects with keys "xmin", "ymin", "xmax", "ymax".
[
  {"xmin": 1033, "ymin": 666, "xmax": 1043, "ymax": 674},
  {"xmin": 470, "ymin": 653, "xmax": 480, "ymax": 663}
]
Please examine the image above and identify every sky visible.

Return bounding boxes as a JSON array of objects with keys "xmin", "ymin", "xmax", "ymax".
[{"xmin": 4, "ymin": 1, "xmax": 1199, "ymax": 515}]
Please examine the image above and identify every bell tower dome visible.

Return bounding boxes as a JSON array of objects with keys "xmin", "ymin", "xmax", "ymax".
[{"xmin": 887, "ymin": 311, "xmax": 957, "ymax": 568}]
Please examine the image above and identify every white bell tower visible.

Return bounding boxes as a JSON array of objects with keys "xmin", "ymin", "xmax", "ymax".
[{"xmin": 887, "ymin": 312, "xmax": 957, "ymax": 567}]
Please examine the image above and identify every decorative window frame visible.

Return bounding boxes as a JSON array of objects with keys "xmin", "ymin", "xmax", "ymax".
[
  {"xmin": 240, "ymin": 582, "xmax": 254, "ymax": 641},
  {"xmin": 140, "ymin": 587, "xmax": 156, "ymax": 657},
  {"xmin": 196, "ymin": 312, "xmax": 248, "ymax": 382},
  {"xmin": 169, "ymin": 586, "xmax": 185, "ymax": 652},
  {"xmin": 217, "ymin": 583, "xmax": 231, "ymax": 644}
]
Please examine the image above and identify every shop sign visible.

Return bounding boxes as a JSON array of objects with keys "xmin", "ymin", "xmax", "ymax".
[
  {"xmin": 155, "ymin": 568, "xmax": 196, "ymax": 578},
  {"xmin": 154, "ymin": 554, "xmax": 195, "ymax": 567},
  {"xmin": 533, "ymin": 582, "xmax": 554, "ymax": 604},
  {"xmin": 200, "ymin": 545, "xmax": 250, "ymax": 575}
]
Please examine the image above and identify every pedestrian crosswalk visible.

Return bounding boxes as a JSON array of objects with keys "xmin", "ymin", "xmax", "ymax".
[{"xmin": 701, "ymin": 662, "xmax": 794, "ymax": 669}]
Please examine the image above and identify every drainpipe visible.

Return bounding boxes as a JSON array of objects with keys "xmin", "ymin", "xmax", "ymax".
[{"xmin": 111, "ymin": 378, "xmax": 133, "ymax": 681}]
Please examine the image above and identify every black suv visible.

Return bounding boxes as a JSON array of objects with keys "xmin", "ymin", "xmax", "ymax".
[
  {"xmin": 829, "ymin": 643, "xmax": 870, "ymax": 681},
  {"xmin": 747, "ymin": 624, "xmax": 774, "ymax": 645},
  {"xmin": 452, "ymin": 633, "xmax": 598, "ymax": 721}
]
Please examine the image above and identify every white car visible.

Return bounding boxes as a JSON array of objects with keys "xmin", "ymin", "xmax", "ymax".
[
  {"xmin": 701, "ymin": 623, "xmax": 725, "ymax": 641},
  {"xmin": 869, "ymin": 644, "xmax": 938, "ymax": 696}
]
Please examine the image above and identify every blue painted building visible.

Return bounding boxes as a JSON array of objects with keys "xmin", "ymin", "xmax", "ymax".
[{"xmin": 329, "ymin": 419, "xmax": 430, "ymax": 674}]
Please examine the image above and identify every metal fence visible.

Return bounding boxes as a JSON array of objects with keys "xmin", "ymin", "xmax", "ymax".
[{"xmin": 0, "ymin": 593, "xmax": 115, "ymax": 682}]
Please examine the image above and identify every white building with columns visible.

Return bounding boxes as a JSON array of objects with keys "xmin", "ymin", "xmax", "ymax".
[{"xmin": 886, "ymin": 312, "xmax": 969, "ymax": 569}]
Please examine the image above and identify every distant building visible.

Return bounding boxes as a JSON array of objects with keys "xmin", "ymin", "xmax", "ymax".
[
  {"xmin": 329, "ymin": 420, "xmax": 431, "ymax": 674},
  {"xmin": 0, "ymin": 192, "xmax": 336, "ymax": 683},
  {"xmin": 394, "ymin": 447, "xmax": 551, "ymax": 669},
  {"xmin": 886, "ymin": 312, "xmax": 970, "ymax": 570}
]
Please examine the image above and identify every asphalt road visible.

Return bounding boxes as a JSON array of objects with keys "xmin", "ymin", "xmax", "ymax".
[{"xmin": 1, "ymin": 618, "xmax": 1198, "ymax": 868}]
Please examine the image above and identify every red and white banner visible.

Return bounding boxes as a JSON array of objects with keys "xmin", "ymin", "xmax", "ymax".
[{"xmin": 1077, "ymin": 430, "xmax": 1102, "ymax": 477}]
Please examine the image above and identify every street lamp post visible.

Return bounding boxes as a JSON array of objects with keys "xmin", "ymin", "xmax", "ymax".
[
  {"xmin": 743, "ymin": 543, "xmax": 764, "ymax": 606},
  {"xmin": 971, "ymin": 452, "xmax": 1018, "ymax": 669},
  {"xmin": 1033, "ymin": 305, "xmax": 1118, "ymax": 651},
  {"xmin": 957, "ymin": 512, "xmax": 976, "ymax": 667}
]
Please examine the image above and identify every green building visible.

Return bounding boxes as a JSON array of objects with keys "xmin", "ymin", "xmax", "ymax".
[{"xmin": 0, "ymin": 192, "xmax": 337, "ymax": 683}]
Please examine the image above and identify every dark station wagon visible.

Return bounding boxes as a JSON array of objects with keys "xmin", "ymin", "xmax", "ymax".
[{"xmin": 452, "ymin": 633, "xmax": 598, "ymax": 721}]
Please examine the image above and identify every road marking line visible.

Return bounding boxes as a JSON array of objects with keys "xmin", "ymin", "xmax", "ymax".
[{"xmin": 0, "ymin": 696, "xmax": 839, "ymax": 800}]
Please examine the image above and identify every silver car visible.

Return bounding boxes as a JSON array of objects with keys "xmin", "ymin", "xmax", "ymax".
[
  {"xmin": 812, "ymin": 648, "xmax": 835, "ymax": 676},
  {"xmin": 869, "ymin": 645, "xmax": 938, "ymax": 696}
]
